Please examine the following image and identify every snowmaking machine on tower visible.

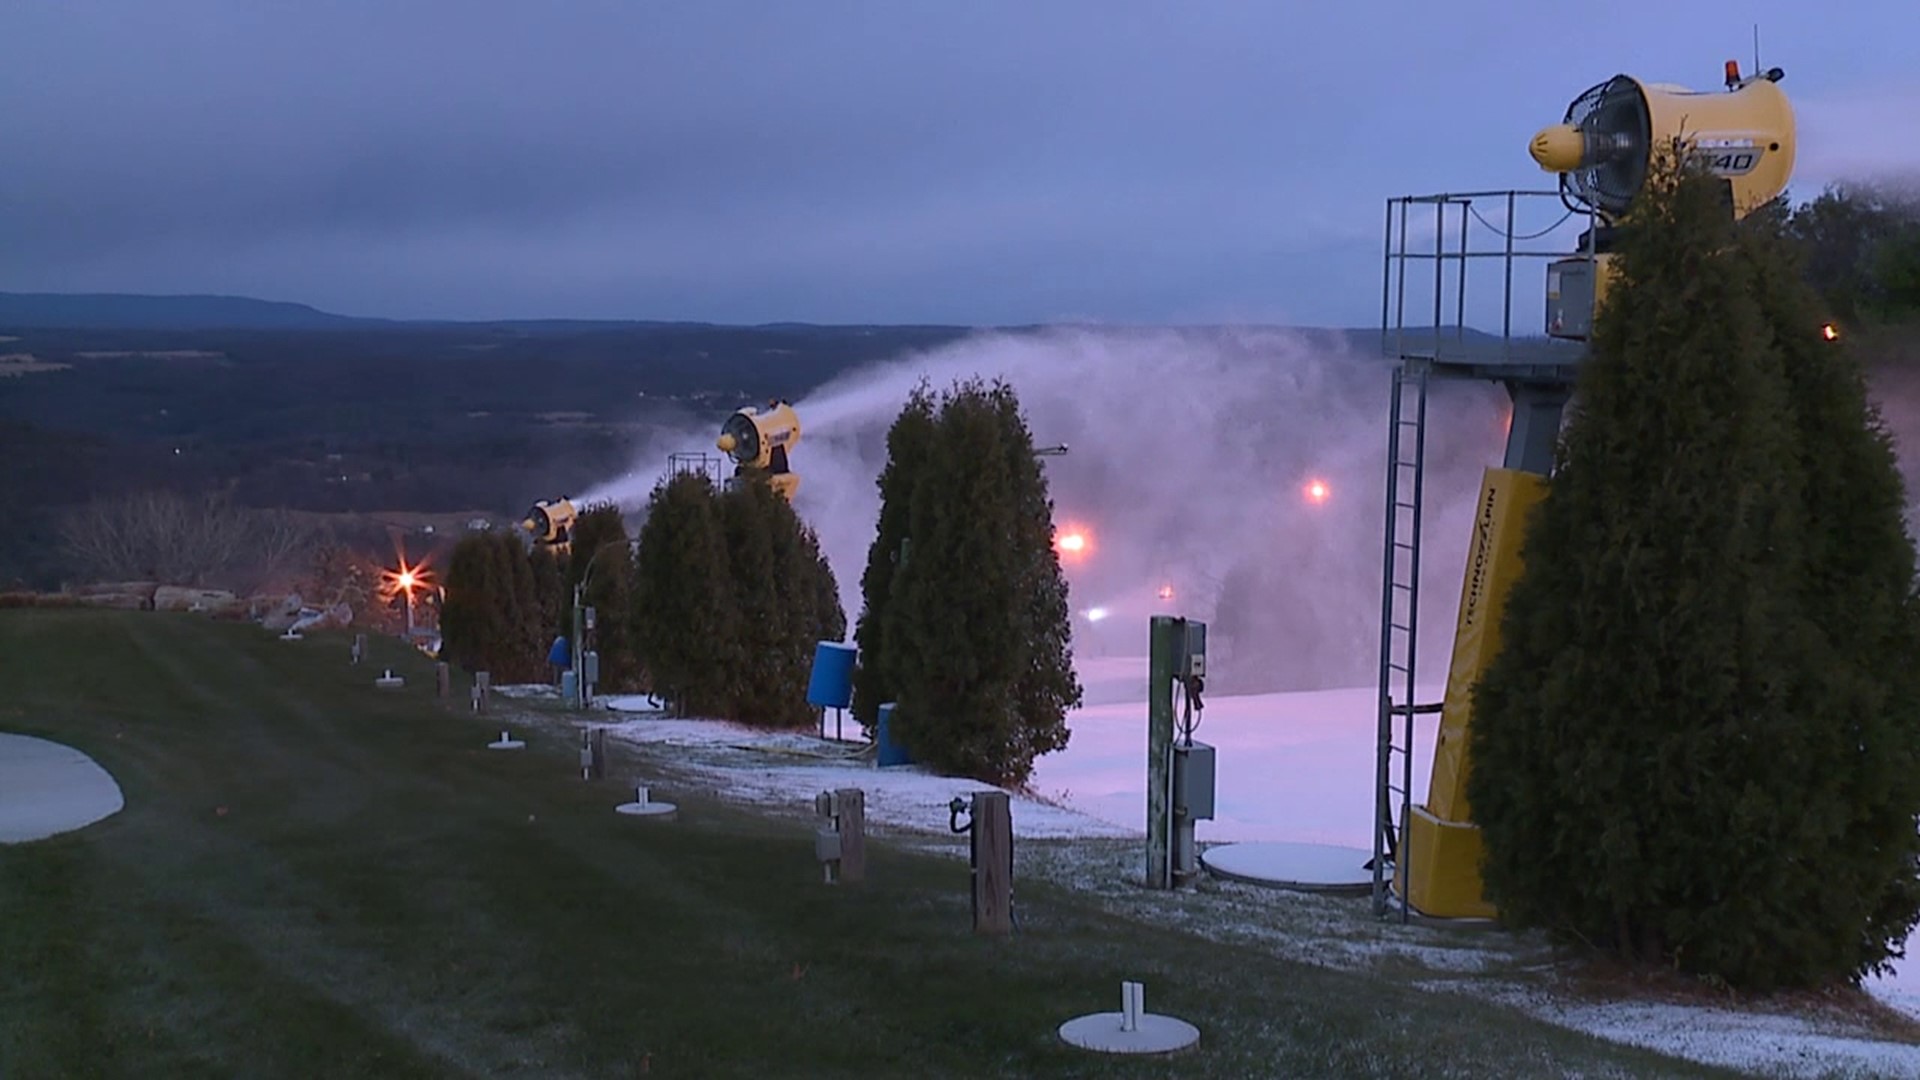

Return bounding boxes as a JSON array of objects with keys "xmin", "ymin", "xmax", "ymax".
[
  {"xmin": 1373, "ymin": 58, "xmax": 1798, "ymax": 921},
  {"xmin": 520, "ymin": 498, "xmax": 578, "ymax": 549},
  {"xmin": 717, "ymin": 400, "xmax": 802, "ymax": 501},
  {"xmin": 1532, "ymin": 63, "xmax": 1796, "ymax": 339}
]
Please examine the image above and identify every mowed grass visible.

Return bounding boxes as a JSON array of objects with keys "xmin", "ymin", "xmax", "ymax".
[{"xmin": 0, "ymin": 610, "xmax": 1736, "ymax": 1079}]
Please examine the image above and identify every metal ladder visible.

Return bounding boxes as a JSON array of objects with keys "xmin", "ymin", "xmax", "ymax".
[{"xmin": 1373, "ymin": 360, "xmax": 1431, "ymax": 920}]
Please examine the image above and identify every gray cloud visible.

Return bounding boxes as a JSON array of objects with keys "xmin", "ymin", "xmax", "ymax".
[{"xmin": 2, "ymin": 1, "xmax": 1914, "ymax": 323}]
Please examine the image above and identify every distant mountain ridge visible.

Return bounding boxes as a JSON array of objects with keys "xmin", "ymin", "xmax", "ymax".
[
  {"xmin": 0, "ymin": 292, "xmax": 389, "ymax": 331},
  {"xmin": 0, "ymin": 291, "xmax": 1541, "ymax": 353},
  {"xmin": 0, "ymin": 291, "xmax": 965, "ymax": 333}
]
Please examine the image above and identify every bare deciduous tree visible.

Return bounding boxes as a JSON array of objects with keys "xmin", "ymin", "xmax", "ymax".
[{"xmin": 60, "ymin": 491, "xmax": 325, "ymax": 592}]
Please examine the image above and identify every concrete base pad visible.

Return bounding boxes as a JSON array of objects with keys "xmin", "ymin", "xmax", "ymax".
[
  {"xmin": 1058, "ymin": 1013, "xmax": 1199, "ymax": 1054},
  {"xmin": 1200, "ymin": 841, "xmax": 1373, "ymax": 895},
  {"xmin": 0, "ymin": 733, "xmax": 125, "ymax": 844},
  {"xmin": 487, "ymin": 739, "xmax": 526, "ymax": 750},
  {"xmin": 615, "ymin": 801, "xmax": 677, "ymax": 819}
]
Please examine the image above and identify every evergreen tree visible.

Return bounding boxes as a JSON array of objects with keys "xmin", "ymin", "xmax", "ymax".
[
  {"xmin": 717, "ymin": 482, "xmax": 784, "ymax": 723},
  {"xmin": 439, "ymin": 533, "xmax": 496, "ymax": 675},
  {"xmin": 633, "ymin": 472, "xmax": 736, "ymax": 717},
  {"xmin": 994, "ymin": 383, "xmax": 1081, "ymax": 769},
  {"xmin": 481, "ymin": 531, "xmax": 542, "ymax": 683},
  {"xmin": 884, "ymin": 377, "xmax": 1081, "ymax": 786},
  {"xmin": 852, "ymin": 380, "xmax": 937, "ymax": 732},
  {"xmin": 500, "ymin": 532, "xmax": 548, "ymax": 682},
  {"xmin": 529, "ymin": 543, "xmax": 564, "ymax": 644},
  {"xmin": 1787, "ymin": 183, "xmax": 1920, "ymax": 325},
  {"xmin": 1739, "ymin": 206, "xmax": 1920, "ymax": 982},
  {"xmin": 760, "ymin": 484, "xmax": 848, "ymax": 728},
  {"xmin": 807, "ymin": 536, "xmax": 847, "ymax": 645},
  {"xmin": 1466, "ymin": 152, "xmax": 1817, "ymax": 987},
  {"xmin": 568, "ymin": 503, "xmax": 640, "ymax": 692}
]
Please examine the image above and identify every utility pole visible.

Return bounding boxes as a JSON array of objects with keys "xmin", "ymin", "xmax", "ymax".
[{"xmin": 571, "ymin": 538, "xmax": 640, "ymax": 710}]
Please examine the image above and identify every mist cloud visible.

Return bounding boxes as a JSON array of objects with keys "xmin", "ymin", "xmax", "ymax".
[{"xmin": 584, "ymin": 326, "xmax": 1510, "ymax": 693}]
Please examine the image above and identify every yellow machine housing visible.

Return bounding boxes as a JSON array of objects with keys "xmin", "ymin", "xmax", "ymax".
[
  {"xmin": 1400, "ymin": 468, "xmax": 1548, "ymax": 918},
  {"xmin": 520, "ymin": 498, "xmax": 577, "ymax": 547},
  {"xmin": 717, "ymin": 400, "xmax": 802, "ymax": 501},
  {"xmin": 1531, "ymin": 64, "xmax": 1796, "ymax": 340}
]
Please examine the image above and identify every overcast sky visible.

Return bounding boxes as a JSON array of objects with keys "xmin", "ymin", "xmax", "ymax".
[{"xmin": 1, "ymin": 2, "xmax": 1914, "ymax": 326}]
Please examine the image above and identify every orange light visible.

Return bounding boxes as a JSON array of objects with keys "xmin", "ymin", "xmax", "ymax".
[
  {"xmin": 1822, "ymin": 323, "xmax": 1840, "ymax": 341},
  {"xmin": 1725, "ymin": 59, "xmax": 1741, "ymax": 85},
  {"xmin": 1057, "ymin": 532, "xmax": 1086, "ymax": 553},
  {"xmin": 380, "ymin": 557, "xmax": 432, "ymax": 599},
  {"xmin": 1157, "ymin": 584, "xmax": 1175, "ymax": 601},
  {"xmin": 1303, "ymin": 479, "xmax": 1331, "ymax": 505}
]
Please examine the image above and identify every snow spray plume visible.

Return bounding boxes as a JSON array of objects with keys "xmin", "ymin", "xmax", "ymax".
[{"xmin": 583, "ymin": 326, "xmax": 1508, "ymax": 693}]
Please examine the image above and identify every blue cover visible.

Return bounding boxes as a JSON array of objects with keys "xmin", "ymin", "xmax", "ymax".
[
  {"xmin": 806, "ymin": 641, "xmax": 857, "ymax": 708},
  {"xmin": 876, "ymin": 702, "xmax": 914, "ymax": 767}
]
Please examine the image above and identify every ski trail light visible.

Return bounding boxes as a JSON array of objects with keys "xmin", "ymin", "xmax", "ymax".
[
  {"xmin": 1822, "ymin": 323, "xmax": 1840, "ymax": 341},
  {"xmin": 1157, "ymin": 584, "xmax": 1175, "ymax": 601},
  {"xmin": 1304, "ymin": 479, "xmax": 1331, "ymax": 505},
  {"xmin": 1055, "ymin": 525, "xmax": 1093, "ymax": 559},
  {"xmin": 1086, "ymin": 607, "xmax": 1109, "ymax": 623}
]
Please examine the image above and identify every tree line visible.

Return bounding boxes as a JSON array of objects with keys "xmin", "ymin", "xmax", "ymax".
[
  {"xmin": 439, "ymin": 483, "xmax": 845, "ymax": 725},
  {"xmin": 1783, "ymin": 180, "xmax": 1920, "ymax": 328},
  {"xmin": 437, "ymin": 377, "xmax": 1083, "ymax": 787}
]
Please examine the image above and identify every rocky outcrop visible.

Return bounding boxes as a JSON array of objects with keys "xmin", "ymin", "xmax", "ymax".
[
  {"xmin": 153, "ymin": 586, "xmax": 242, "ymax": 615},
  {"xmin": 68, "ymin": 581, "xmax": 160, "ymax": 609},
  {"xmin": 25, "ymin": 582, "xmax": 357, "ymax": 629},
  {"xmin": 256, "ymin": 593, "xmax": 306, "ymax": 631}
]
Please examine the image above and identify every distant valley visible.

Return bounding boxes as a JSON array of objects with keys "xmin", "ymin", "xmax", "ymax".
[{"xmin": 0, "ymin": 289, "xmax": 1503, "ymax": 590}]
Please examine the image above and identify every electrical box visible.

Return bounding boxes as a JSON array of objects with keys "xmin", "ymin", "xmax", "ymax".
[
  {"xmin": 583, "ymin": 606, "xmax": 597, "ymax": 631},
  {"xmin": 1545, "ymin": 257, "xmax": 1595, "ymax": 341},
  {"xmin": 583, "ymin": 651, "xmax": 600, "ymax": 684},
  {"xmin": 815, "ymin": 827, "xmax": 842, "ymax": 862},
  {"xmin": 1178, "ymin": 620, "xmax": 1206, "ymax": 680},
  {"xmin": 1172, "ymin": 741, "xmax": 1216, "ymax": 820}
]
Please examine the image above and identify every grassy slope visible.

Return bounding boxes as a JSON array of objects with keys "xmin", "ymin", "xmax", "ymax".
[{"xmin": 0, "ymin": 611, "xmax": 1736, "ymax": 1079}]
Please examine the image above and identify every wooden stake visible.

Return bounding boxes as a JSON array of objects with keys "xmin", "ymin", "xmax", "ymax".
[
  {"xmin": 582, "ymin": 727, "xmax": 607, "ymax": 780},
  {"xmin": 435, "ymin": 662, "xmax": 451, "ymax": 699},
  {"xmin": 834, "ymin": 788, "xmax": 865, "ymax": 883},
  {"xmin": 972, "ymin": 791, "xmax": 1013, "ymax": 936}
]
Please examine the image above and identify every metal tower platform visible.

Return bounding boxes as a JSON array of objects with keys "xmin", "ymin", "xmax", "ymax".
[{"xmin": 1371, "ymin": 190, "xmax": 1596, "ymax": 921}]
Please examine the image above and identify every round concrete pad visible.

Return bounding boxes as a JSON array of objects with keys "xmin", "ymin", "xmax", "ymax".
[
  {"xmin": 615, "ymin": 801, "xmax": 677, "ymax": 819},
  {"xmin": 1059, "ymin": 1012, "xmax": 1199, "ymax": 1054},
  {"xmin": 1200, "ymin": 841, "xmax": 1373, "ymax": 895},
  {"xmin": 0, "ymin": 734, "xmax": 125, "ymax": 844}
]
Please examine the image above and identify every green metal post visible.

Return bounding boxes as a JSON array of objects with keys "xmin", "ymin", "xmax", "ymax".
[
  {"xmin": 571, "ymin": 582, "xmax": 585, "ymax": 709},
  {"xmin": 1146, "ymin": 615, "xmax": 1180, "ymax": 889}
]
